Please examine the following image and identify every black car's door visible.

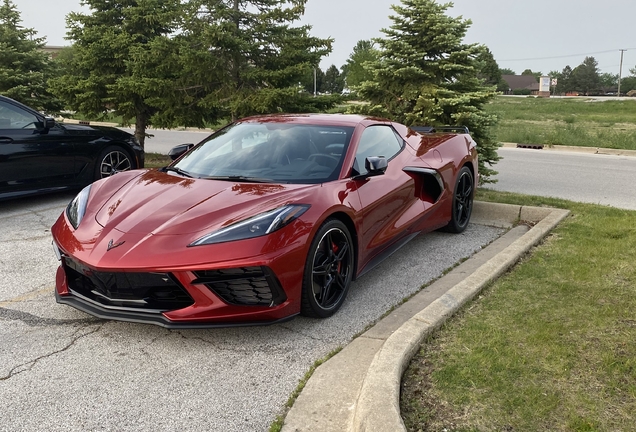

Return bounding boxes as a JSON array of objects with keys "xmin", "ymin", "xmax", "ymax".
[{"xmin": 0, "ymin": 99, "xmax": 76, "ymax": 195}]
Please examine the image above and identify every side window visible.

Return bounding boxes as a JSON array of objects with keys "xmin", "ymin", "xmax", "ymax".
[
  {"xmin": 354, "ymin": 125, "xmax": 403, "ymax": 175},
  {"xmin": 0, "ymin": 100, "xmax": 39, "ymax": 129}
]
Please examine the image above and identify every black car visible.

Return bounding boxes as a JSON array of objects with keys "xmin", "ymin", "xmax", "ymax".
[{"xmin": 0, "ymin": 95, "xmax": 144, "ymax": 200}]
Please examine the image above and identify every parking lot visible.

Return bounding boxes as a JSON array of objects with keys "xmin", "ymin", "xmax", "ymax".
[{"xmin": 0, "ymin": 192, "xmax": 503, "ymax": 431}]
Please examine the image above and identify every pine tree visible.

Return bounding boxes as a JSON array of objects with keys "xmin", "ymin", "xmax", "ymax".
[
  {"xmin": 181, "ymin": 0, "xmax": 335, "ymax": 122},
  {"xmin": 353, "ymin": 0, "xmax": 500, "ymax": 181},
  {"xmin": 341, "ymin": 40, "xmax": 379, "ymax": 89},
  {"xmin": 323, "ymin": 64, "xmax": 344, "ymax": 94},
  {"xmin": 49, "ymin": 0, "xmax": 184, "ymax": 147},
  {"xmin": 0, "ymin": 0, "xmax": 61, "ymax": 112}
]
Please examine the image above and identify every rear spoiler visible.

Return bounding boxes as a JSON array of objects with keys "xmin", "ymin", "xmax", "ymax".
[{"xmin": 410, "ymin": 126, "xmax": 470, "ymax": 134}]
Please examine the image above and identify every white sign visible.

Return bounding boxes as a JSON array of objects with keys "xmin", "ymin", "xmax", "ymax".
[{"xmin": 551, "ymin": 78, "xmax": 558, "ymax": 86}]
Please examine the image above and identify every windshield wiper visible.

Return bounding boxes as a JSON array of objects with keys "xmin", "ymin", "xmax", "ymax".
[
  {"xmin": 163, "ymin": 166, "xmax": 196, "ymax": 178},
  {"xmin": 203, "ymin": 175, "xmax": 279, "ymax": 183}
]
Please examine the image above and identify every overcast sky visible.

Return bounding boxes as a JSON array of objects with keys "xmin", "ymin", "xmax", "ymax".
[{"xmin": 12, "ymin": 0, "xmax": 636, "ymax": 76}]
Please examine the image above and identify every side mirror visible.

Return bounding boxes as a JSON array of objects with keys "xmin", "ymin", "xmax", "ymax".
[
  {"xmin": 365, "ymin": 156, "xmax": 388, "ymax": 176},
  {"xmin": 168, "ymin": 143, "xmax": 194, "ymax": 161},
  {"xmin": 43, "ymin": 117, "xmax": 55, "ymax": 129}
]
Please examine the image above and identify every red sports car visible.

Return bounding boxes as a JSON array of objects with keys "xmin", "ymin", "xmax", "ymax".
[{"xmin": 51, "ymin": 114, "xmax": 477, "ymax": 328}]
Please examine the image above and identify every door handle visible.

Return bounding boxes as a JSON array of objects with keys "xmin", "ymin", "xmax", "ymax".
[{"xmin": 0, "ymin": 137, "xmax": 13, "ymax": 144}]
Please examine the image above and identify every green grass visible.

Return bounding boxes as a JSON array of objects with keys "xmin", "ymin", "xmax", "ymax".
[
  {"xmin": 487, "ymin": 96, "xmax": 636, "ymax": 150},
  {"xmin": 144, "ymin": 152, "xmax": 172, "ymax": 168},
  {"xmin": 401, "ymin": 189, "xmax": 636, "ymax": 432}
]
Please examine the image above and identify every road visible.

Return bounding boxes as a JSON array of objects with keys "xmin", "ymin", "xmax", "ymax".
[
  {"xmin": 0, "ymin": 194, "xmax": 502, "ymax": 432},
  {"xmin": 491, "ymin": 147, "xmax": 636, "ymax": 210}
]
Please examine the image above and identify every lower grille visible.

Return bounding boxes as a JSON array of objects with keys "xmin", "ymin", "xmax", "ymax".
[
  {"xmin": 192, "ymin": 267, "xmax": 286, "ymax": 307},
  {"xmin": 64, "ymin": 258, "xmax": 194, "ymax": 311}
]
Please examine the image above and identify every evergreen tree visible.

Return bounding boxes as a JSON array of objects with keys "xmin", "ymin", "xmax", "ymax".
[
  {"xmin": 341, "ymin": 40, "xmax": 379, "ymax": 89},
  {"xmin": 181, "ymin": 0, "xmax": 335, "ymax": 122},
  {"xmin": 0, "ymin": 0, "xmax": 61, "ymax": 112},
  {"xmin": 323, "ymin": 64, "xmax": 345, "ymax": 94},
  {"xmin": 572, "ymin": 56, "xmax": 600, "ymax": 95},
  {"xmin": 352, "ymin": 0, "xmax": 499, "ymax": 182},
  {"xmin": 49, "ymin": 0, "xmax": 184, "ymax": 147}
]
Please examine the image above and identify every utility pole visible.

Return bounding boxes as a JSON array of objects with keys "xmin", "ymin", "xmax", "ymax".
[
  {"xmin": 618, "ymin": 49, "xmax": 626, "ymax": 96},
  {"xmin": 313, "ymin": 67, "xmax": 317, "ymax": 97}
]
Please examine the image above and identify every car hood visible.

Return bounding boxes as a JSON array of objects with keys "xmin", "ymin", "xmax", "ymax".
[{"xmin": 94, "ymin": 169, "xmax": 316, "ymax": 236}]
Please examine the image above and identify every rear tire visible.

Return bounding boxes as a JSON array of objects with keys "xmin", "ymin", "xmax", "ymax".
[
  {"xmin": 444, "ymin": 166, "xmax": 474, "ymax": 233},
  {"xmin": 95, "ymin": 146, "xmax": 134, "ymax": 180},
  {"xmin": 300, "ymin": 219, "xmax": 354, "ymax": 318}
]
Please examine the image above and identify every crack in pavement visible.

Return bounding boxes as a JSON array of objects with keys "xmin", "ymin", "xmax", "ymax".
[
  {"xmin": 0, "ymin": 323, "xmax": 104, "ymax": 381},
  {"xmin": 0, "ymin": 307, "xmax": 102, "ymax": 327},
  {"xmin": 278, "ymin": 324, "xmax": 325, "ymax": 342}
]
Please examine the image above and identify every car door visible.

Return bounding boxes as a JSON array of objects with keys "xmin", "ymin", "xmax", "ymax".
[
  {"xmin": 0, "ymin": 99, "xmax": 76, "ymax": 195},
  {"xmin": 351, "ymin": 124, "xmax": 425, "ymax": 265}
]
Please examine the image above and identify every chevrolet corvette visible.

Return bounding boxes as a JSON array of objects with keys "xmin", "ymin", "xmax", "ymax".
[{"xmin": 51, "ymin": 114, "xmax": 477, "ymax": 327}]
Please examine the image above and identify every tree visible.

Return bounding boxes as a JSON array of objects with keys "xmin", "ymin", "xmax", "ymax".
[
  {"xmin": 181, "ymin": 0, "xmax": 335, "ymax": 122},
  {"xmin": 476, "ymin": 47, "xmax": 501, "ymax": 86},
  {"xmin": 620, "ymin": 66, "xmax": 636, "ymax": 93},
  {"xmin": 341, "ymin": 40, "xmax": 380, "ymax": 89},
  {"xmin": 572, "ymin": 56, "xmax": 601, "ymax": 95},
  {"xmin": 352, "ymin": 0, "xmax": 499, "ymax": 182},
  {"xmin": 599, "ymin": 72, "xmax": 618, "ymax": 93},
  {"xmin": 0, "ymin": 0, "xmax": 61, "ymax": 112},
  {"xmin": 552, "ymin": 65, "xmax": 575, "ymax": 95},
  {"xmin": 323, "ymin": 64, "xmax": 345, "ymax": 94},
  {"xmin": 302, "ymin": 67, "xmax": 325, "ymax": 94},
  {"xmin": 50, "ymin": 0, "xmax": 184, "ymax": 147},
  {"xmin": 499, "ymin": 68, "xmax": 515, "ymax": 75},
  {"xmin": 521, "ymin": 69, "xmax": 542, "ymax": 81}
]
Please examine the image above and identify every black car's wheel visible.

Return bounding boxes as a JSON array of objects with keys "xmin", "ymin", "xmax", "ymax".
[
  {"xmin": 444, "ymin": 166, "xmax": 474, "ymax": 233},
  {"xmin": 301, "ymin": 219, "xmax": 354, "ymax": 318},
  {"xmin": 95, "ymin": 146, "xmax": 134, "ymax": 180}
]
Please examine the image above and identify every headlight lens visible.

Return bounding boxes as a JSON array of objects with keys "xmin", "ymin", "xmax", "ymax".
[
  {"xmin": 66, "ymin": 185, "xmax": 91, "ymax": 229},
  {"xmin": 189, "ymin": 204, "xmax": 310, "ymax": 246}
]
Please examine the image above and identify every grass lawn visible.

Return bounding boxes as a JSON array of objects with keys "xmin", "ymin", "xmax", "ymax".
[
  {"xmin": 401, "ymin": 189, "xmax": 636, "ymax": 432},
  {"xmin": 488, "ymin": 96, "xmax": 636, "ymax": 150},
  {"xmin": 144, "ymin": 152, "xmax": 172, "ymax": 168}
]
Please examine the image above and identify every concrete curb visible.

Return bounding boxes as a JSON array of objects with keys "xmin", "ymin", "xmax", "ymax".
[
  {"xmin": 501, "ymin": 142, "xmax": 636, "ymax": 157},
  {"xmin": 351, "ymin": 205, "xmax": 569, "ymax": 431},
  {"xmin": 281, "ymin": 202, "xmax": 570, "ymax": 432}
]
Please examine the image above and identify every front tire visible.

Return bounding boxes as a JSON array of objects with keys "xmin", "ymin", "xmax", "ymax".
[
  {"xmin": 444, "ymin": 166, "xmax": 474, "ymax": 233},
  {"xmin": 95, "ymin": 146, "xmax": 134, "ymax": 180},
  {"xmin": 300, "ymin": 219, "xmax": 354, "ymax": 318}
]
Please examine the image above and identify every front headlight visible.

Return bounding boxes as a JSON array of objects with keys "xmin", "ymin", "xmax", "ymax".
[
  {"xmin": 189, "ymin": 204, "xmax": 310, "ymax": 246},
  {"xmin": 66, "ymin": 185, "xmax": 91, "ymax": 229}
]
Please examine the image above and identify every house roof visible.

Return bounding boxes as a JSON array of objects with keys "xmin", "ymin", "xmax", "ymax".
[{"xmin": 502, "ymin": 75, "xmax": 540, "ymax": 91}]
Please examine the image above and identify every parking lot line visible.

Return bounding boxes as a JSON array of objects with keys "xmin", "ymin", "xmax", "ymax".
[{"xmin": 0, "ymin": 287, "xmax": 53, "ymax": 308}]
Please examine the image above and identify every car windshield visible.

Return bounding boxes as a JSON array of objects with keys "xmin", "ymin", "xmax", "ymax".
[{"xmin": 173, "ymin": 121, "xmax": 354, "ymax": 184}]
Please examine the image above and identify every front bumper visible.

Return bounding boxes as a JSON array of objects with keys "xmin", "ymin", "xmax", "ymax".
[
  {"xmin": 52, "ymin": 232, "xmax": 308, "ymax": 327},
  {"xmin": 54, "ymin": 289, "xmax": 296, "ymax": 329}
]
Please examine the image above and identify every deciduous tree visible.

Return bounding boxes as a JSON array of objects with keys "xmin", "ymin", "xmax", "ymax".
[{"xmin": 351, "ymin": 0, "xmax": 499, "ymax": 182}]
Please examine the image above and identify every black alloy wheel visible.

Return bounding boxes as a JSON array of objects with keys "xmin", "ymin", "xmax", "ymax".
[
  {"xmin": 96, "ymin": 146, "xmax": 134, "ymax": 180},
  {"xmin": 444, "ymin": 166, "xmax": 474, "ymax": 233},
  {"xmin": 301, "ymin": 219, "xmax": 354, "ymax": 318}
]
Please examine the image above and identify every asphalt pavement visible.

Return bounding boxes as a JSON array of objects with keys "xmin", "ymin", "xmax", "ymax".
[{"xmin": 0, "ymin": 193, "xmax": 503, "ymax": 432}]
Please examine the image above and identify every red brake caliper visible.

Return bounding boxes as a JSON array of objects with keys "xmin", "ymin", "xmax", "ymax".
[{"xmin": 332, "ymin": 241, "xmax": 341, "ymax": 272}]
